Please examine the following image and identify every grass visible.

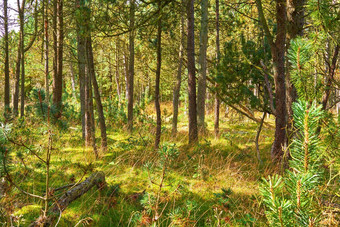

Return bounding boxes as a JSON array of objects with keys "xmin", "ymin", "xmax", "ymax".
[{"xmin": 1, "ymin": 104, "xmax": 280, "ymax": 226}]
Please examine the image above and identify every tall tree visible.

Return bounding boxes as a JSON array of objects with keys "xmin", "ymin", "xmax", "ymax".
[
  {"xmin": 75, "ymin": 0, "xmax": 96, "ymax": 157},
  {"xmin": 256, "ymin": 0, "xmax": 287, "ymax": 161},
  {"xmin": 197, "ymin": 0, "xmax": 208, "ymax": 132},
  {"xmin": 187, "ymin": 0, "xmax": 198, "ymax": 143},
  {"xmin": 52, "ymin": 0, "xmax": 63, "ymax": 117},
  {"xmin": 19, "ymin": 0, "xmax": 25, "ymax": 117},
  {"xmin": 3, "ymin": 0, "xmax": 10, "ymax": 112},
  {"xmin": 44, "ymin": 0, "xmax": 50, "ymax": 104},
  {"xmin": 214, "ymin": 0, "xmax": 220, "ymax": 137},
  {"xmin": 87, "ymin": 37, "xmax": 108, "ymax": 152},
  {"xmin": 154, "ymin": 0, "xmax": 162, "ymax": 149},
  {"xmin": 127, "ymin": 0, "xmax": 135, "ymax": 133},
  {"xmin": 172, "ymin": 3, "xmax": 185, "ymax": 136}
]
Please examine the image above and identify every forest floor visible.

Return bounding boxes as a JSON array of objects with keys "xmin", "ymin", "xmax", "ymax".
[{"xmin": 1, "ymin": 104, "xmax": 279, "ymax": 226}]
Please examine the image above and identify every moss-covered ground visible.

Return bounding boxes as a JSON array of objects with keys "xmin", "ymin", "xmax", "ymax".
[{"xmin": 1, "ymin": 105, "xmax": 281, "ymax": 226}]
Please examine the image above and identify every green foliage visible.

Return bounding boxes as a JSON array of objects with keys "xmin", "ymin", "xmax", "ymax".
[
  {"xmin": 215, "ymin": 34, "xmax": 273, "ymax": 113},
  {"xmin": 260, "ymin": 100, "xmax": 325, "ymax": 226},
  {"xmin": 287, "ymin": 38, "xmax": 320, "ymax": 101}
]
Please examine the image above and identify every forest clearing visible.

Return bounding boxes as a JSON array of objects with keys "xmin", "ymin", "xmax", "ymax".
[{"xmin": 0, "ymin": 0, "xmax": 339, "ymax": 226}]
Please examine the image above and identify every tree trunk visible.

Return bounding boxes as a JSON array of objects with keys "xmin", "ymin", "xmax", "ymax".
[
  {"xmin": 4, "ymin": 0, "xmax": 10, "ymax": 112},
  {"xmin": 187, "ymin": 0, "xmax": 198, "ymax": 143},
  {"xmin": 76, "ymin": 0, "xmax": 86, "ymax": 139},
  {"xmin": 321, "ymin": 45, "xmax": 339, "ymax": 110},
  {"xmin": 69, "ymin": 60, "xmax": 76, "ymax": 99},
  {"xmin": 87, "ymin": 37, "xmax": 108, "ymax": 152},
  {"xmin": 52, "ymin": 0, "xmax": 57, "ymax": 107},
  {"xmin": 214, "ymin": 0, "xmax": 220, "ymax": 137},
  {"xmin": 256, "ymin": 0, "xmax": 287, "ymax": 162},
  {"xmin": 52, "ymin": 0, "xmax": 63, "ymax": 117},
  {"xmin": 13, "ymin": 32, "xmax": 21, "ymax": 115},
  {"xmin": 44, "ymin": 0, "xmax": 50, "ymax": 104},
  {"xmin": 172, "ymin": 7, "xmax": 184, "ymax": 136},
  {"xmin": 124, "ymin": 51, "xmax": 129, "ymax": 99},
  {"xmin": 127, "ymin": 0, "xmax": 135, "ymax": 133},
  {"xmin": 30, "ymin": 172, "xmax": 105, "ymax": 227},
  {"xmin": 20, "ymin": 0, "xmax": 26, "ymax": 118},
  {"xmin": 197, "ymin": 0, "xmax": 208, "ymax": 132},
  {"xmin": 154, "ymin": 0, "xmax": 162, "ymax": 149},
  {"xmin": 115, "ymin": 39, "xmax": 121, "ymax": 102}
]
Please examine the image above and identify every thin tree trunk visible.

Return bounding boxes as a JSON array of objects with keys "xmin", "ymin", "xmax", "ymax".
[
  {"xmin": 20, "ymin": 0, "xmax": 26, "ymax": 117},
  {"xmin": 87, "ymin": 37, "xmax": 108, "ymax": 152},
  {"xmin": 53, "ymin": 0, "xmax": 63, "ymax": 117},
  {"xmin": 172, "ymin": 8, "xmax": 184, "ymax": 136},
  {"xmin": 154, "ymin": 0, "xmax": 162, "ymax": 149},
  {"xmin": 322, "ymin": 45, "xmax": 339, "ymax": 110},
  {"xmin": 127, "ymin": 0, "xmax": 135, "ymax": 133},
  {"xmin": 214, "ymin": 0, "xmax": 220, "ymax": 137},
  {"xmin": 76, "ymin": 0, "xmax": 86, "ymax": 139},
  {"xmin": 187, "ymin": 0, "xmax": 198, "ymax": 143},
  {"xmin": 124, "ymin": 52, "xmax": 129, "ymax": 99},
  {"xmin": 45, "ymin": 0, "xmax": 50, "ymax": 104},
  {"xmin": 13, "ymin": 32, "xmax": 21, "ymax": 115},
  {"xmin": 53, "ymin": 0, "xmax": 57, "ymax": 107},
  {"xmin": 115, "ymin": 39, "xmax": 121, "ymax": 102},
  {"xmin": 69, "ymin": 60, "xmax": 76, "ymax": 99},
  {"xmin": 197, "ymin": 0, "xmax": 208, "ymax": 132},
  {"xmin": 4, "ymin": 0, "xmax": 10, "ymax": 112}
]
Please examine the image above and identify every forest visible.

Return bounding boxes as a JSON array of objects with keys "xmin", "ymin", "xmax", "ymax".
[{"xmin": 0, "ymin": 0, "xmax": 339, "ymax": 226}]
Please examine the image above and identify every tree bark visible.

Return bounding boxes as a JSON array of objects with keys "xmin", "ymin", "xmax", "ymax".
[
  {"xmin": 197, "ymin": 0, "xmax": 208, "ymax": 132},
  {"xmin": 115, "ymin": 39, "xmax": 121, "ymax": 102},
  {"xmin": 76, "ymin": 0, "xmax": 86, "ymax": 139},
  {"xmin": 127, "ymin": 0, "xmax": 135, "ymax": 133},
  {"xmin": 13, "ymin": 31, "xmax": 22, "ymax": 115},
  {"xmin": 214, "ymin": 0, "xmax": 220, "ymax": 137},
  {"xmin": 30, "ymin": 172, "xmax": 105, "ymax": 227},
  {"xmin": 172, "ymin": 6, "xmax": 184, "ymax": 136},
  {"xmin": 154, "ymin": 0, "xmax": 162, "ymax": 149},
  {"xmin": 44, "ymin": 0, "xmax": 50, "ymax": 104},
  {"xmin": 187, "ymin": 0, "xmax": 198, "ymax": 143},
  {"xmin": 87, "ymin": 37, "xmax": 108, "ymax": 152},
  {"xmin": 322, "ymin": 45, "xmax": 339, "ymax": 110},
  {"xmin": 4, "ymin": 0, "xmax": 10, "ymax": 112},
  {"xmin": 256, "ymin": 0, "xmax": 287, "ymax": 161},
  {"xmin": 52, "ymin": 0, "xmax": 63, "ymax": 117},
  {"xmin": 20, "ymin": 0, "xmax": 26, "ymax": 118}
]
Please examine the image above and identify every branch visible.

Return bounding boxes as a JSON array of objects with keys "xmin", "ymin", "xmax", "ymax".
[
  {"xmin": 260, "ymin": 60, "xmax": 276, "ymax": 116},
  {"xmin": 255, "ymin": 0, "xmax": 274, "ymax": 46},
  {"xmin": 2, "ymin": 148, "xmax": 45, "ymax": 200}
]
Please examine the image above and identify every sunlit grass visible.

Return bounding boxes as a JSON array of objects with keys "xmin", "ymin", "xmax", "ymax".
[{"xmin": 1, "ymin": 106, "xmax": 277, "ymax": 226}]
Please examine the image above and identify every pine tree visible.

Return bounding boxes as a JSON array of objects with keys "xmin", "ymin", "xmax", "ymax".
[{"xmin": 260, "ymin": 100, "xmax": 324, "ymax": 226}]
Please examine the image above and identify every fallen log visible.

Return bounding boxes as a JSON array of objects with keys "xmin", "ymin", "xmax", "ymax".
[{"xmin": 30, "ymin": 171, "xmax": 105, "ymax": 227}]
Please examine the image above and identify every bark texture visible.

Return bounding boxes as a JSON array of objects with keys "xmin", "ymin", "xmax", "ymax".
[
  {"xmin": 4, "ymin": 0, "xmax": 10, "ymax": 111},
  {"xmin": 30, "ymin": 172, "xmax": 105, "ymax": 227},
  {"xmin": 187, "ymin": 0, "xmax": 198, "ymax": 143},
  {"xmin": 127, "ymin": 0, "xmax": 135, "ymax": 133},
  {"xmin": 154, "ymin": 0, "xmax": 162, "ymax": 149},
  {"xmin": 172, "ymin": 7, "xmax": 184, "ymax": 136},
  {"xmin": 197, "ymin": 0, "xmax": 208, "ymax": 132},
  {"xmin": 214, "ymin": 0, "xmax": 220, "ymax": 137},
  {"xmin": 87, "ymin": 37, "xmax": 108, "ymax": 151},
  {"xmin": 256, "ymin": 0, "xmax": 287, "ymax": 161}
]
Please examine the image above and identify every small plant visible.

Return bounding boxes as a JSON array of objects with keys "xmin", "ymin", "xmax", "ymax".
[
  {"xmin": 141, "ymin": 143, "xmax": 179, "ymax": 224},
  {"xmin": 260, "ymin": 100, "xmax": 324, "ymax": 226}
]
